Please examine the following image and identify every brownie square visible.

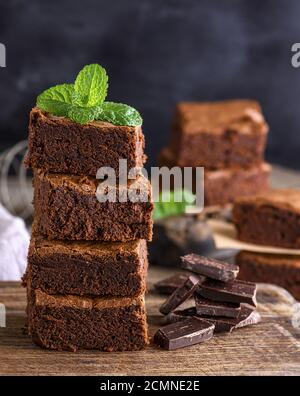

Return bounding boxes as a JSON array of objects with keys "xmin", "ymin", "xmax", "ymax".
[
  {"xmin": 33, "ymin": 170, "xmax": 153, "ymax": 241},
  {"xmin": 25, "ymin": 108, "xmax": 146, "ymax": 176},
  {"xmin": 27, "ymin": 285, "xmax": 148, "ymax": 351},
  {"xmin": 236, "ymin": 250, "xmax": 300, "ymax": 301},
  {"xmin": 233, "ymin": 189, "xmax": 300, "ymax": 248},
  {"xmin": 158, "ymin": 147, "xmax": 271, "ymax": 206},
  {"xmin": 25, "ymin": 237, "xmax": 148, "ymax": 297},
  {"xmin": 204, "ymin": 163, "xmax": 270, "ymax": 206},
  {"xmin": 168, "ymin": 99, "xmax": 268, "ymax": 168}
]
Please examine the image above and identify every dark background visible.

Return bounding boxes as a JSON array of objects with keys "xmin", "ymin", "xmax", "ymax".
[{"xmin": 0, "ymin": 0, "xmax": 300, "ymax": 168}]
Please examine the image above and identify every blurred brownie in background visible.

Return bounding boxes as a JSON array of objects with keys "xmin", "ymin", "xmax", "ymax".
[
  {"xmin": 158, "ymin": 147, "xmax": 270, "ymax": 206},
  {"xmin": 168, "ymin": 100, "xmax": 268, "ymax": 168},
  {"xmin": 158, "ymin": 99, "xmax": 270, "ymax": 207},
  {"xmin": 236, "ymin": 250, "xmax": 300, "ymax": 301},
  {"xmin": 233, "ymin": 189, "xmax": 300, "ymax": 248}
]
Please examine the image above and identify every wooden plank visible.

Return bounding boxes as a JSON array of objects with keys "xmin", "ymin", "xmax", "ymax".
[{"xmin": 1, "ymin": 267, "xmax": 300, "ymax": 376}]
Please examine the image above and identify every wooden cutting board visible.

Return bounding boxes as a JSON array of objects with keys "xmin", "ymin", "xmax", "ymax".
[{"xmin": 1, "ymin": 266, "xmax": 300, "ymax": 376}]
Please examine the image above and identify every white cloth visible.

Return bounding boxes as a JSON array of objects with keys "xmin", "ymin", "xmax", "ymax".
[{"xmin": 0, "ymin": 204, "xmax": 29, "ymax": 280}]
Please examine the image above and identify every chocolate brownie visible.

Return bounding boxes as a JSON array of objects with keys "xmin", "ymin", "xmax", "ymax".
[
  {"xmin": 25, "ymin": 236, "xmax": 148, "ymax": 297},
  {"xmin": 158, "ymin": 147, "xmax": 270, "ymax": 206},
  {"xmin": 27, "ymin": 286, "xmax": 148, "ymax": 351},
  {"xmin": 233, "ymin": 189, "xmax": 300, "ymax": 248},
  {"xmin": 33, "ymin": 170, "xmax": 153, "ymax": 241},
  {"xmin": 236, "ymin": 250, "xmax": 300, "ymax": 301},
  {"xmin": 167, "ymin": 99, "xmax": 268, "ymax": 168},
  {"xmin": 204, "ymin": 163, "xmax": 270, "ymax": 206},
  {"xmin": 25, "ymin": 108, "xmax": 146, "ymax": 176}
]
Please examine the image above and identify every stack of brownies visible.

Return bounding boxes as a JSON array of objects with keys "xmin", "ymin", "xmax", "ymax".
[
  {"xmin": 158, "ymin": 99, "xmax": 271, "ymax": 206},
  {"xmin": 24, "ymin": 107, "xmax": 153, "ymax": 351}
]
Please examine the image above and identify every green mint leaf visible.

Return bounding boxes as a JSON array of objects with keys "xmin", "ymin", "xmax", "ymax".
[
  {"xmin": 67, "ymin": 106, "xmax": 99, "ymax": 124},
  {"xmin": 74, "ymin": 64, "xmax": 108, "ymax": 107},
  {"xmin": 71, "ymin": 91, "xmax": 84, "ymax": 106},
  {"xmin": 36, "ymin": 84, "xmax": 74, "ymax": 116},
  {"xmin": 97, "ymin": 102, "xmax": 142, "ymax": 126},
  {"xmin": 153, "ymin": 189, "xmax": 196, "ymax": 221}
]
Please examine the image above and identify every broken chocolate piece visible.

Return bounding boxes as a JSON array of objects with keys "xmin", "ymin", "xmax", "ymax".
[
  {"xmin": 154, "ymin": 317, "xmax": 214, "ymax": 350},
  {"xmin": 166, "ymin": 307, "xmax": 197, "ymax": 324},
  {"xmin": 159, "ymin": 275, "xmax": 201, "ymax": 315},
  {"xmin": 195, "ymin": 295, "xmax": 241, "ymax": 318},
  {"xmin": 203, "ymin": 305, "xmax": 261, "ymax": 333},
  {"xmin": 235, "ymin": 307, "xmax": 261, "ymax": 329},
  {"xmin": 197, "ymin": 279, "xmax": 257, "ymax": 307},
  {"xmin": 154, "ymin": 274, "xmax": 188, "ymax": 295},
  {"xmin": 166, "ymin": 305, "xmax": 261, "ymax": 334},
  {"xmin": 181, "ymin": 253, "xmax": 239, "ymax": 282}
]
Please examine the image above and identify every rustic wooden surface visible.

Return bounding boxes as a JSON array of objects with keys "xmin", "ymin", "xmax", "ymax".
[{"xmin": 1, "ymin": 266, "xmax": 300, "ymax": 376}]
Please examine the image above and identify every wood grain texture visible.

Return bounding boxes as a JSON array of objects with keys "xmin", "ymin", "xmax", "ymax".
[{"xmin": 1, "ymin": 266, "xmax": 300, "ymax": 376}]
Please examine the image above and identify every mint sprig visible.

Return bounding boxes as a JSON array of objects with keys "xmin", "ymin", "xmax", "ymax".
[
  {"xmin": 154, "ymin": 189, "xmax": 196, "ymax": 221},
  {"xmin": 98, "ymin": 102, "xmax": 143, "ymax": 126},
  {"xmin": 36, "ymin": 64, "xmax": 142, "ymax": 126},
  {"xmin": 36, "ymin": 84, "xmax": 74, "ymax": 116},
  {"xmin": 74, "ymin": 64, "xmax": 108, "ymax": 107}
]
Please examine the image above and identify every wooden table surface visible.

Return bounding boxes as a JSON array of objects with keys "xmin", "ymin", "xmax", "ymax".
[{"xmin": 1, "ymin": 266, "xmax": 300, "ymax": 376}]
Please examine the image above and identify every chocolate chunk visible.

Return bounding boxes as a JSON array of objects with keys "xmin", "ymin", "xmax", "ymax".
[
  {"xmin": 195, "ymin": 295, "xmax": 241, "ymax": 318},
  {"xmin": 159, "ymin": 275, "xmax": 201, "ymax": 315},
  {"xmin": 181, "ymin": 253, "xmax": 239, "ymax": 282},
  {"xmin": 166, "ymin": 305, "xmax": 261, "ymax": 334},
  {"xmin": 166, "ymin": 307, "xmax": 197, "ymax": 324},
  {"xmin": 154, "ymin": 317, "xmax": 215, "ymax": 350},
  {"xmin": 235, "ymin": 307, "xmax": 261, "ymax": 329},
  {"xmin": 154, "ymin": 274, "xmax": 188, "ymax": 295},
  {"xmin": 197, "ymin": 279, "xmax": 257, "ymax": 307},
  {"xmin": 203, "ymin": 305, "xmax": 261, "ymax": 333}
]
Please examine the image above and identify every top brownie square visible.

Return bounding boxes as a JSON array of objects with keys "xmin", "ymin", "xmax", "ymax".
[
  {"xmin": 25, "ymin": 108, "xmax": 146, "ymax": 176},
  {"xmin": 169, "ymin": 99, "xmax": 268, "ymax": 168}
]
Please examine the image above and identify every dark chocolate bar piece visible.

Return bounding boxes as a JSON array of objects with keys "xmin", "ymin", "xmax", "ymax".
[
  {"xmin": 159, "ymin": 275, "xmax": 201, "ymax": 315},
  {"xmin": 154, "ymin": 317, "xmax": 214, "ymax": 350},
  {"xmin": 166, "ymin": 305, "xmax": 261, "ymax": 334},
  {"xmin": 197, "ymin": 279, "xmax": 257, "ymax": 307},
  {"xmin": 154, "ymin": 274, "xmax": 188, "ymax": 295},
  {"xmin": 181, "ymin": 253, "xmax": 239, "ymax": 282},
  {"xmin": 195, "ymin": 295, "xmax": 241, "ymax": 318},
  {"xmin": 203, "ymin": 305, "xmax": 261, "ymax": 333},
  {"xmin": 166, "ymin": 307, "xmax": 197, "ymax": 324}
]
